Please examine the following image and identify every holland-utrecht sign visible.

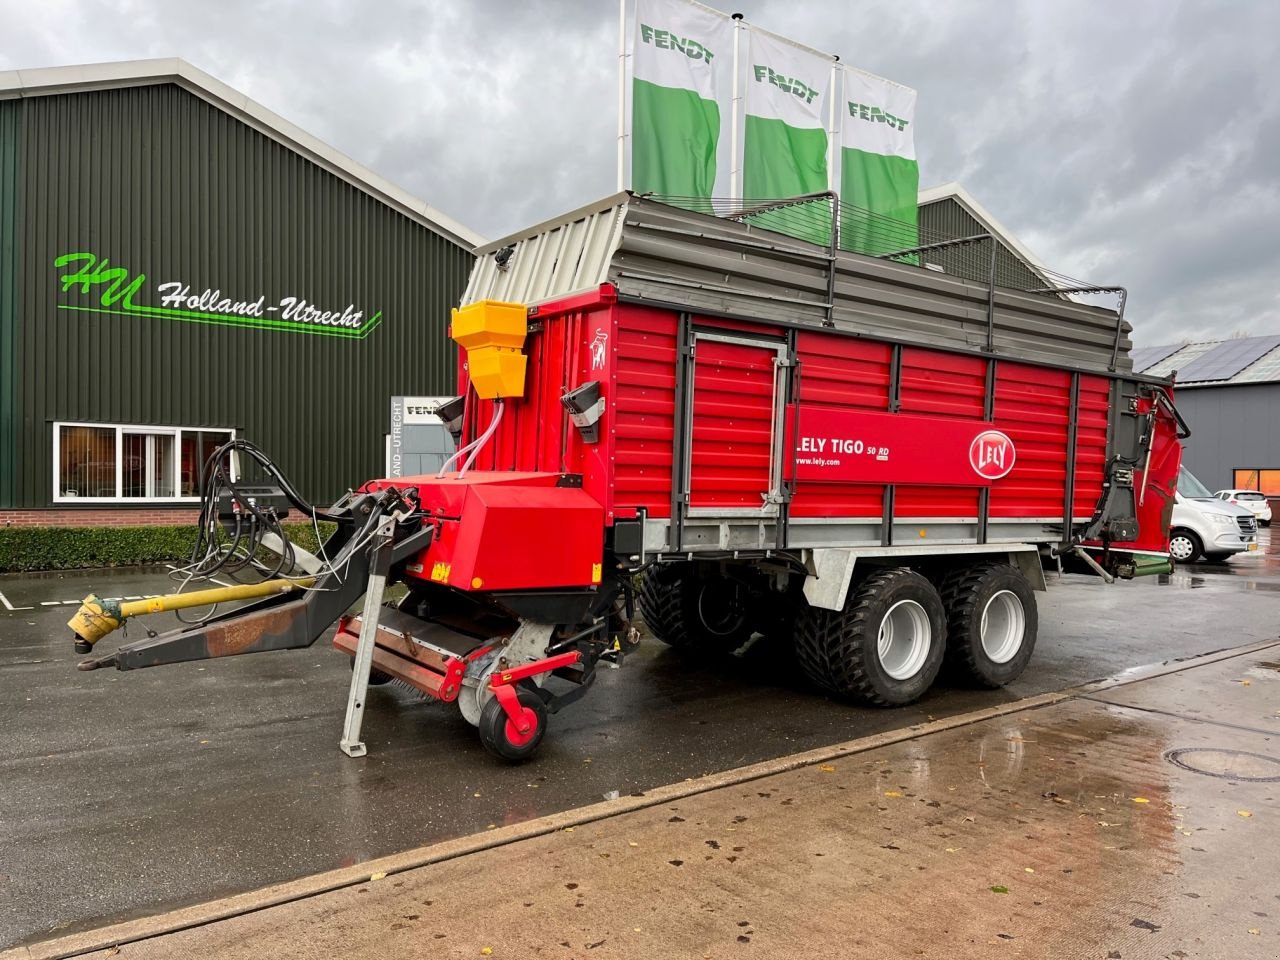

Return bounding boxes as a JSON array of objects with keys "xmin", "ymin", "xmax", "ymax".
[{"xmin": 53, "ymin": 252, "xmax": 384, "ymax": 340}]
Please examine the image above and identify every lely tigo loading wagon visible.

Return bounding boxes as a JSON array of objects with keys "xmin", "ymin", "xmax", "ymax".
[{"xmin": 71, "ymin": 194, "xmax": 1185, "ymax": 760}]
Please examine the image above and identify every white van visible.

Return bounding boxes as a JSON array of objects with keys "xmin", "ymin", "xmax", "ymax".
[{"xmin": 1170, "ymin": 465, "xmax": 1258, "ymax": 562}]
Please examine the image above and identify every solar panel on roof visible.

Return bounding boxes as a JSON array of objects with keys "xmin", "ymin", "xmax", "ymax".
[
  {"xmin": 1144, "ymin": 341, "xmax": 1219, "ymax": 378},
  {"xmin": 1230, "ymin": 345, "xmax": 1280, "ymax": 383},
  {"xmin": 1176, "ymin": 335, "xmax": 1280, "ymax": 382},
  {"xmin": 1129, "ymin": 343, "xmax": 1183, "ymax": 372}
]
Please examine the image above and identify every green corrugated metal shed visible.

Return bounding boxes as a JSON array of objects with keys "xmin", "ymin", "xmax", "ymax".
[
  {"xmin": 0, "ymin": 98, "xmax": 17, "ymax": 508},
  {"xmin": 0, "ymin": 59, "xmax": 480, "ymax": 513},
  {"xmin": 917, "ymin": 182, "xmax": 1052, "ymax": 292}
]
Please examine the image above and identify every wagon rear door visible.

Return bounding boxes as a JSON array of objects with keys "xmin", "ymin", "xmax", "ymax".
[{"xmin": 685, "ymin": 332, "xmax": 787, "ymax": 514}]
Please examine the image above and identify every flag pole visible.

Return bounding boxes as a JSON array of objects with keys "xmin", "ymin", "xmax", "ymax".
[
  {"xmin": 730, "ymin": 12, "xmax": 744, "ymax": 201},
  {"xmin": 829, "ymin": 56, "xmax": 841, "ymax": 248},
  {"xmin": 828, "ymin": 56, "xmax": 839, "ymax": 198},
  {"xmin": 617, "ymin": 0, "xmax": 628, "ymax": 191}
]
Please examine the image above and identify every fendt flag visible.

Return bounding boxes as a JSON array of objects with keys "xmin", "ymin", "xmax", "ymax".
[
  {"xmin": 742, "ymin": 28, "xmax": 832, "ymax": 244},
  {"xmin": 630, "ymin": 0, "xmax": 733, "ymax": 204},
  {"xmin": 840, "ymin": 68, "xmax": 919, "ymax": 255}
]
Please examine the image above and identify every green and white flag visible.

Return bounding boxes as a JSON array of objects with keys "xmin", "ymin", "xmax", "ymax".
[
  {"xmin": 631, "ymin": 0, "xmax": 733, "ymax": 206},
  {"xmin": 742, "ymin": 27, "xmax": 832, "ymax": 244},
  {"xmin": 839, "ymin": 68, "xmax": 919, "ymax": 255}
]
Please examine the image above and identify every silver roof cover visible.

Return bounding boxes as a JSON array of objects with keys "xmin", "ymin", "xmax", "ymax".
[{"xmin": 464, "ymin": 194, "xmax": 1132, "ymax": 375}]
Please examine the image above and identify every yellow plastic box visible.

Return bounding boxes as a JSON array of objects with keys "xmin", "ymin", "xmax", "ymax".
[
  {"xmin": 451, "ymin": 300, "xmax": 528, "ymax": 351},
  {"xmin": 451, "ymin": 300, "xmax": 529, "ymax": 399}
]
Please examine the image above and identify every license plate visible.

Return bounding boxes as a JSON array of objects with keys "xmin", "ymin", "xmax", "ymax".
[{"xmin": 1248, "ymin": 542, "xmax": 1259, "ymax": 551}]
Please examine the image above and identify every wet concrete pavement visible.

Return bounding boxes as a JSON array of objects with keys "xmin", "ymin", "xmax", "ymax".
[
  {"xmin": 2, "ymin": 539, "xmax": 1279, "ymax": 950},
  {"xmin": 24, "ymin": 642, "xmax": 1280, "ymax": 960}
]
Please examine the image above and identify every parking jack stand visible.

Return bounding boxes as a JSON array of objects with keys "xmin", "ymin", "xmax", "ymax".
[{"xmin": 339, "ymin": 515, "xmax": 397, "ymax": 758}]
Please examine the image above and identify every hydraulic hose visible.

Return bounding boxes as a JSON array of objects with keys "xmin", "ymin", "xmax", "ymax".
[
  {"xmin": 438, "ymin": 398, "xmax": 505, "ymax": 477},
  {"xmin": 180, "ymin": 438, "xmax": 330, "ymax": 588},
  {"xmin": 457, "ymin": 401, "xmax": 505, "ymax": 479}
]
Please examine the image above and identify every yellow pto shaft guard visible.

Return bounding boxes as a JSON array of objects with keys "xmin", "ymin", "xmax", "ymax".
[{"xmin": 68, "ymin": 578, "xmax": 316, "ymax": 652}]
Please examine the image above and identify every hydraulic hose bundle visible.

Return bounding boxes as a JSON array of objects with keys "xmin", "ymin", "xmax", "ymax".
[
  {"xmin": 183, "ymin": 438, "xmax": 336, "ymax": 583},
  {"xmin": 70, "ymin": 439, "xmax": 425, "ymax": 653}
]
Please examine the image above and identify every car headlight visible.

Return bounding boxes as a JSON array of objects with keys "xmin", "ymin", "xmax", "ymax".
[{"xmin": 1207, "ymin": 513, "xmax": 1237, "ymax": 528}]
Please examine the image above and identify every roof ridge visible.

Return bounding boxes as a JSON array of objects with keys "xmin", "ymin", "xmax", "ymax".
[{"xmin": 0, "ymin": 58, "xmax": 484, "ymax": 250}]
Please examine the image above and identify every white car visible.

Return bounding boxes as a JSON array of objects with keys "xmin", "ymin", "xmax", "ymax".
[
  {"xmin": 1213, "ymin": 489, "xmax": 1273, "ymax": 527},
  {"xmin": 1169, "ymin": 467, "xmax": 1258, "ymax": 563}
]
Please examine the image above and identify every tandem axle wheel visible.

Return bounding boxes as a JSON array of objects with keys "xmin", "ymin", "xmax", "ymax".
[{"xmin": 642, "ymin": 558, "xmax": 1038, "ymax": 708}]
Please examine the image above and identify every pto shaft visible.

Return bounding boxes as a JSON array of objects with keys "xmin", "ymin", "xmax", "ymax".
[{"xmin": 68, "ymin": 578, "xmax": 316, "ymax": 652}]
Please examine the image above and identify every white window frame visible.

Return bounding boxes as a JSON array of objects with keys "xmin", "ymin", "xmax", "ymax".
[{"xmin": 53, "ymin": 420, "xmax": 237, "ymax": 504}]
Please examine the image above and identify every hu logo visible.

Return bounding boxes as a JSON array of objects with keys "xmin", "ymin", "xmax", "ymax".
[
  {"xmin": 970, "ymin": 430, "xmax": 1016, "ymax": 480},
  {"xmin": 589, "ymin": 330, "xmax": 609, "ymax": 371}
]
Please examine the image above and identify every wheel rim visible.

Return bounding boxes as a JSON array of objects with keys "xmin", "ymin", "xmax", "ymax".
[
  {"xmin": 1169, "ymin": 534, "xmax": 1195, "ymax": 561},
  {"xmin": 696, "ymin": 581, "xmax": 747, "ymax": 637},
  {"xmin": 980, "ymin": 590, "xmax": 1025, "ymax": 664},
  {"xmin": 876, "ymin": 599, "xmax": 931, "ymax": 680},
  {"xmin": 503, "ymin": 707, "xmax": 539, "ymax": 748}
]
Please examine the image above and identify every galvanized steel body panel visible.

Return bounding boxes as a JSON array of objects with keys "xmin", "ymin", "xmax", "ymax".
[
  {"xmin": 464, "ymin": 194, "xmax": 1132, "ymax": 377},
  {"xmin": 1, "ymin": 84, "xmax": 473, "ymax": 509}
]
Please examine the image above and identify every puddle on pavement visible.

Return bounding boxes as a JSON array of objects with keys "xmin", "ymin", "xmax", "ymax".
[
  {"xmin": 1156, "ymin": 571, "xmax": 1280, "ymax": 593},
  {"xmin": 868, "ymin": 701, "xmax": 1275, "ymax": 953}
]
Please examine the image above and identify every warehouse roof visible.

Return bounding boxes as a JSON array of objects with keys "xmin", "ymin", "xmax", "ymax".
[
  {"xmin": 918, "ymin": 182, "xmax": 1056, "ymax": 287},
  {"xmin": 0, "ymin": 58, "xmax": 484, "ymax": 250},
  {"xmin": 1132, "ymin": 335, "xmax": 1280, "ymax": 386}
]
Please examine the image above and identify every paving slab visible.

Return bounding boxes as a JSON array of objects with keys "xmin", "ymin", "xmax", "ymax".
[
  {"xmin": 9, "ymin": 644, "xmax": 1277, "ymax": 960},
  {"xmin": 1090, "ymin": 649, "xmax": 1280, "ymax": 736}
]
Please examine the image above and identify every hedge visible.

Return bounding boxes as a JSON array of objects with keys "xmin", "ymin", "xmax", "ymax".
[{"xmin": 0, "ymin": 522, "xmax": 337, "ymax": 573}]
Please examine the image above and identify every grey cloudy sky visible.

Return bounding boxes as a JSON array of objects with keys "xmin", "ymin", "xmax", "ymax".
[{"xmin": 3, "ymin": 0, "xmax": 1277, "ymax": 346}]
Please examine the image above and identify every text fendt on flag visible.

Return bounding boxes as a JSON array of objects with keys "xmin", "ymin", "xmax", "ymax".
[
  {"xmin": 741, "ymin": 27, "xmax": 833, "ymax": 245},
  {"xmin": 630, "ymin": 0, "xmax": 734, "ymax": 209},
  {"xmin": 625, "ymin": 1, "xmax": 921, "ymax": 254},
  {"xmin": 840, "ymin": 66, "xmax": 920, "ymax": 256}
]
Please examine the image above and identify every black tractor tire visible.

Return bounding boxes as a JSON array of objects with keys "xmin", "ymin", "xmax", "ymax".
[
  {"xmin": 794, "ymin": 567, "xmax": 946, "ymax": 706},
  {"xmin": 478, "ymin": 685, "xmax": 548, "ymax": 762},
  {"xmin": 349, "ymin": 656, "xmax": 394, "ymax": 686},
  {"xmin": 638, "ymin": 563, "xmax": 754, "ymax": 653},
  {"xmin": 938, "ymin": 562, "xmax": 1038, "ymax": 689}
]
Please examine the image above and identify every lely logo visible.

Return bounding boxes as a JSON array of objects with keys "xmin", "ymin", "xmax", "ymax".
[{"xmin": 970, "ymin": 430, "xmax": 1015, "ymax": 480}]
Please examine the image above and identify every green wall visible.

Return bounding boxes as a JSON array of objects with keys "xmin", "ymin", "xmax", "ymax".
[
  {"xmin": 5, "ymin": 84, "xmax": 474, "ymax": 509},
  {"xmin": 0, "ymin": 99, "xmax": 18, "ymax": 508}
]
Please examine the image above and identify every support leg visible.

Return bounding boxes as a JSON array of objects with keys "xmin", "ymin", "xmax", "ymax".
[{"xmin": 339, "ymin": 516, "xmax": 396, "ymax": 758}]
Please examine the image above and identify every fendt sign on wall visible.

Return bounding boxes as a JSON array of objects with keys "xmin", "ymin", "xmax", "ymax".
[
  {"xmin": 387, "ymin": 396, "xmax": 456, "ymax": 478},
  {"xmin": 789, "ymin": 406, "xmax": 1016, "ymax": 485},
  {"xmin": 53, "ymin": 252, "xmax": 384, "ymax": 340}
]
